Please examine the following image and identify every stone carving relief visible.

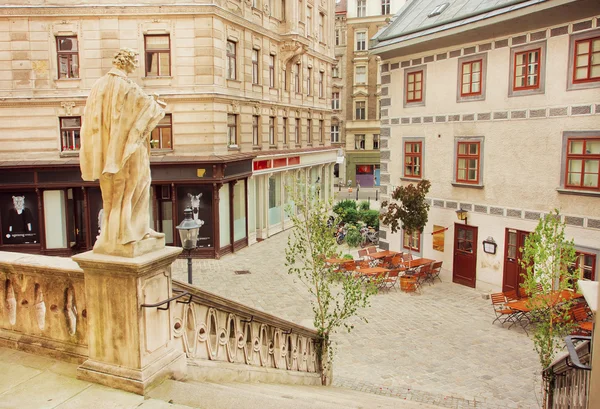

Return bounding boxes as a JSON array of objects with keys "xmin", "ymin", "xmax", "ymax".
[
  {"xmin": 280, "ymin": 41, "xmax": 308, "ymax": 66},
  {"xmin": 5, "ymin": 280, "xmax": 16, "ymax": 326},
  {"xmin": 229, "ymin": 102, "xmax": 239, "ymax": 114},
  {"xmin": 61, "ymin": 101, "xmax": 76, "ymax": 116},
  {"xmin": 34, "ymin": 283, "xmax": 46, "ymax": 330},
  {"xmin": 65, "ymin": 286, "xmax": 77, "ymax": 335},
  {"xmin": 263, "ymin": 3, "xmax": 270, "ymax": 16},
  {"xmin": 253, "ymin": 105, "xmax": 260, "ymax": 115}
]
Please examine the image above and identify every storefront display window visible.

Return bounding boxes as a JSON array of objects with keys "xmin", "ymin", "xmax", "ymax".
[
  {"xmin": 233, "ymin": 181, "xmax": 246, "ymax": 242},
  {"xmin": 177, "ymin": 186, "xmax": 214, "ymax": 248},
  {"xmin": 0, "ymin": 192, "xmax": 39, "ymax": 245},
  {"xmin": 219, "ymin": 184, "xmax": 231, "ymax": 248},
  {"xmin": 43, "ymin": 190, "xmax": 67, "ymax": 249}
]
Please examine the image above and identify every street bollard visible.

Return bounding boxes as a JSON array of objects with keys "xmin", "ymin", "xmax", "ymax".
[
  {"xmin": 376, "ymin": 190, "xmax": 379, "ymax": 201},
  {"xmin": 356, "ymin": 189, "xmax": 359, "ymax": 200}
]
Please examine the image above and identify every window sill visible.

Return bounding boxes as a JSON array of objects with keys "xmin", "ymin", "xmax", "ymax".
[
  {"xmin": 252, "ymin": 145, "xmax": 262, "ymax": 151},
  {"xmin": 451, "ymin": 182, "xmax": 484, "ymax": 189},
  {"xmin": 150, "ymin": 149, "xmax": 173, "ymax": 155},
  {"xmin": 227, "ymin": 79, "xmax": 242, "ymax": 84},
  {"xmin": 269, "ymin": 145, "xmax": 278, "ymax": 149},
  {"xmin": 295, "ymin": 144, "xmax": 302, "ymax": 148},
  {"xmin": 556, "ymin": 188, "xmax": 600, "ymax": 197},
  {"xmin": 228, "ymin": 145, "xmax": 240, "ymax": 151},
  {"xmin": 142, "ymin": 76, "xmax": 173, "ymax": 86},
  {"xmin": 400, "ymin": 176, "xmax": 422, "ymax": 182},
  {"xmin": 60, "ymin": 151, "xmax": 80, "ymax": 158},
  {"xmin": 55, "ymin": 79, "xmax": 81, "ymax": 89}
]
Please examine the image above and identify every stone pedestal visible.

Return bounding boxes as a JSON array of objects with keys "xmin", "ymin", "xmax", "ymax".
[{"xmin": 73, "ymin": 246, "xmax": 186, "ymax": 395}]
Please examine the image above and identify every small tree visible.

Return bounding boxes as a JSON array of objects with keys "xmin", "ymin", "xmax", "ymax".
[
  {"xmin": 379, "ymin": 180, "xmax": 431, "ymax": 265},
  {"xmin": 521, "ymin": 210, "xmax": 579, "ymax": 370},
  {"xmin": 285, "ymin": 182, "xmax": 376, "ymax": 385}
]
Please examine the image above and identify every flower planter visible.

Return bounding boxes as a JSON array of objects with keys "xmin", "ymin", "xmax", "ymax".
[{"xmin": 400, "ymin": 275, "xmax": 417, "ymax": 292}]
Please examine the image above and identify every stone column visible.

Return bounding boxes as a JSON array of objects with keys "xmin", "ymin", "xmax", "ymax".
[{"xmin": 73, "ymin": 246, "xmax": 186, "ymax": 395}]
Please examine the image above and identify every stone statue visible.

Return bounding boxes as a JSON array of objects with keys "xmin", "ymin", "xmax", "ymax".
[{"xmin": 80, "ymin": 48, "xmax": 166, "ymax": 256}]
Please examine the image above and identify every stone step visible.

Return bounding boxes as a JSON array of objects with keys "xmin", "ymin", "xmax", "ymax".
[{"xmin": 148, "ymin": 379, "xmax": 446, "ymax": 409}]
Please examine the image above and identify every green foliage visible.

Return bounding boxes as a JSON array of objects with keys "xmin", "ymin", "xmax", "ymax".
[
  {"xmin": 359, "ymin": 209, "xmax": 380, "ymax": 230},
  {"xmin": 342, "ymin": 254, "xmax": 354, "ymax": 260},
  {"xmin": 358, "ymin": 201, "xmax": 370, "ymax": 211},
  {"xmin": 380, "ymin": 180, "xmax": 431, "ymax": 236},
  {"xmin": 345, "ymin": 225, "xmax": 362, "ymax": 248},
  {"xmin": 285, "ymin": 183, "xmax": 376, "ymax": 385},
  {"xmin": 333, "ymin": 199, "xmax": 357, "ymax": 214},
  {"xmin": 333, "ymin": 200, "xmax": 359, "ymax": 225},
  {"xmin": 521, "ymin": 210, "xmax": 579, "ymax": 371}
]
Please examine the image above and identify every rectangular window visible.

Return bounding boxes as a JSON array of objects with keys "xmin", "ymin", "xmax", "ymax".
[
  {"xmin": 514, "ymin": 49, "xmax": 540, "ymax": 90},
  {"xmin": 355, "ymin": 134, "xmax": 365, "ymax": 150},
  {"xmin": 355, "ymin": 66, "xmax": 366, "ymax": 84},
  {"xmin": 307, "ymin": 6, "xmax": 313, "ymax": 36},
  {"xmin": 381, "ymin": 0, "xmax": 391, "ymax": 15},
  {"xmin": 150, "ymin": 114, "xmax": 173, "ymax": 150},
  {"xmin": 373, "ymin": 134, "xmax": 380, "ymax": 150},
  {"xmin": 355, "ymin": 101, "xmax": 366, "ymax": 120},
  {"xmin": 456, "ymin": 141, "xmax": 480, "ymax": 184},
  {"xmin": 295, "ymin": 118, "xmax": 301, "ymax": 144},
  {"xmin": 307, "ymin": 119, "xmax": 312, "ymax": 143},
  {"xmin": 226, "ymin": 40, "xmax": 237, "ymax": 80},
  {"xmin": 295, "ymin": 63, "xmax": 301, "ymax": 93},
  {"xmin": 357, "ymin": 0, "xmax": 366, "ymax": 17},
  {"xmin": 332, "ymin": 92, "xmax": 340, "ymax": 110},
  {"xmin": 281, "ymin": 0, "xmax": 286, "ymax": 21},
  {"xmin": 461, "ymin": 59, "xmax": 482, "ymax": 96},
  {"xmin": 252, "ymin": 115, "xmax": 260, "ymax": 145},
  {"xmin": 319, "ymin": 72, "xmax": 324, "ymax": 98},
  {"xmin": 403, "ymin": 230, "xmax": 420, "ymax": 252},
  {"xmin": 60, "ymin": 117, "xmax": 81, "ymax": 151},
  {"xmin": 319, "ymin": 120, "xmax": 324, "ymax": 143},
  {"xmin": 406, "ymin": 70, "xmax": 423, "ymax": 102},
  {"xmin": 332, "ymin": 64, "xmax": 340, "ymax": 78},
  {"xmin": 335, "ymin": 29, "xmax": 340, "ymax": 46},
  {"xmin": 307, "ymin": 67, "xmax": 312, "ymax": 95},
  {"xmin": 356, "ymin": 32, "xmax": 366, "ymax": 51},
  {"xmin": 269, "ymin": 117, "xmax": 275, "ymax": 145},
  {"xmin": 252, "ymin": 49, "xmax": 260, "ymax": 85},
  {"xmin": 56, "ymin": 36, "xmax": 79, "ymax": 79},
  {"xmin": 404, "ymin": 141, "xmax": 422, "ymax": 178},
  {"xmin": 319, "ymin": 13, "xmax": 325, "ymax": 42},
  {"xmin": 565, "ymin": 137, "xmax": 600, "ymax": 190},
  {"xmin": 227, "ymin": 114, "xmax": 237, "ymax": 146},
  {"xmin": 283, "ymin": 117, "xmax": 288, "ymax": 144},
  {"xmin": 575, "ymin": 251, "xmax": 596, "ymax": 281},
  {"xmin": 283, "ymin": 69, "xmax": 288, "ymax": 91},
  {"xmin": 145, "ymin": 35, "xmax": 171, "ymax": 77},
  {"xmin": 331, "ymin": 125, "xmax": 340, "ymax": 143},
  {"xmin": 573, "ymin": 36, "xmax": 600, "ymax": 83},
  {"xmin": 269, "ymin": 54, "xmax": 275, "ymax": 88}
]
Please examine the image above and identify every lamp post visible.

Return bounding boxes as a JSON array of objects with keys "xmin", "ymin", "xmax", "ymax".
[{"xmin": 176, "ymin": 207, "xmax": 200, "ymax": 284}]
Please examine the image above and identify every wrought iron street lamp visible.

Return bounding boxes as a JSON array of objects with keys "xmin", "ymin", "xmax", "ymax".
[{"xmin": 176, "ymin": 207, "xmax": 200, "ymax": 284}]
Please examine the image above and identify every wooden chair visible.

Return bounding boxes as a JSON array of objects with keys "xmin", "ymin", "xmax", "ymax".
[
  {"xmin": 340, "ymin": 261, "xmax": 356, "ymax": 278},
  {"xmin": 518, "ymin": 287, "xmax": 529, "ymax": 299},
  {"xmin": 429, "ymin": 261, "xmax": 443, "ymax": 283},
  {"xmin": 367, "ymin": 246, "xmax": 378, "ymax": 254},
  {"xmin": 402, "ymin": 253, "xmax": 413, "ymax": 262},
  {"xmin": 357, "ymin": 249, "xmax": 369, "ymax": 260},
  {"xmin": 491, "ymin": 293, "xmax": 518, "ymax": 326},
  {"xmin": 412, "ymin": 264, "xmax": 431, "ymax": 292},
  {"xmin": 378, "ymin": 269, "xmax": 401, "ymax": 292},
  {"xmin": 503, "ymin": 290, "xmax": 518, "ymax": 302},
  {"xmin": 389, "ymin": 254, "xmax": 403, "ymax": 269}
]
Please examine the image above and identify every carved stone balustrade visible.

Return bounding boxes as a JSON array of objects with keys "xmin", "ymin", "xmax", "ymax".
[
  {"xmin": 172, "ymin": 280, "xmax": 324, "ymax": 385},
  {"xmin": 0, "ymin": 251, "xmax": 87, "ymax": 362}
]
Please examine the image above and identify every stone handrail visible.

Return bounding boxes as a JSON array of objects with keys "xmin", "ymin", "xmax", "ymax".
[
  {"xmin": 0, "ymin": 251, "xmax": 87, "ymax": 362},
  {"xmin": 171, "ymin": 280, "xmax": 322, "ymax": 380}
]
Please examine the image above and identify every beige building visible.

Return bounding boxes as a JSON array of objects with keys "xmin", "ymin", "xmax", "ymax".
[
  {"xmin": 371, "ymin": 0, "xmax": 600, "ymax": 291},
  {"xmin": 0, "ymin": 0, "xmax": 336, "ymax": 258},
  {"xmin": 332, "ymin": 0, "xmax": 405, "ymax": 188}
]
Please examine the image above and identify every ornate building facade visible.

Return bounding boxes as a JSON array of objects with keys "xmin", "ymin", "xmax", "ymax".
[{"xmin": 0, "ymin": 0, "xmax": 336, "ymax": 258}]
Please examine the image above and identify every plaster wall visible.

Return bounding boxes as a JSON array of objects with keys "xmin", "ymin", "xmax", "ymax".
[{"xmin": 346, "ymin": 0, "xmax": 406, "ymax": 18}]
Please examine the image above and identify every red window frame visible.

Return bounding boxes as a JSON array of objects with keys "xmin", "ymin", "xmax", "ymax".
[
  {"xmin": 575, "ymin": 251, "xmax": 596, "ymax": 281},
  {"xmin": 56, "ymin": 36, "xmax": 79, "ymax": 79},
  {"xmin": 404, "ymin": 141, "xmax": 422, "ymax": 178},
  {"xmin": 59, "ymin": 116, "xmax": 81, "ymax": 151},
  {"xmin": 406, "ymin": 70, "xmax": 423, "ymax": 103},
  {"xmin": 565, "ymin": 137, "xmax": 600, "ymax": 190},
  {"xmin": 456, "ymin": 141, "xmax": 480, "ymax": 184},
  {"xmin": 403, "ymin": 230, "xmax": 420, "ymax": 252},
  {"xmin": 513, "ymin": 48, "xmax": 541, "ymax": 91},
  {"xmin": 460, "ymin": 59, "xmax": 482, "ymax": 96},
  {"xmin": 573, "ymin": 36, "xmax": 600, "ymax": 84}
]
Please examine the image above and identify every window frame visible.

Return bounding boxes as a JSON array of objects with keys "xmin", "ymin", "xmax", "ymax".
[
  {"xmin": 355, "ymin": 100, "xmax": 366, "ymax": 120},
  {"xmin": 319, "ymin": 13, "xmax": 325, "ymax": 43},
  {"xmin": 144, "ymin": 34, "xmax": 171, "ymax": 77},
  {"xmin": 355, "ymin": 134, "xmax": 366, "ymax": 150},
  {"xmin": 513, "ymin": 48, "xmax": 541, "ymax": 91},
  {"xmin": 295, "ymin": 63, "xmax": 302, "ymax": 94},
  {"xmin": 283, "ymin": 117, "xmax": 288, "ymax": 145},
  {"xmin": 295, "ymin": 118, "xmax": 301, "ymax": 144},
  {"xmin": 307, "ymin": 6, "xmax": 313, "ymax": 36},
  {"xmin": 332, "ymin": 91, "xmax": 340, "ymax": 110},
  {"xmin": 269, "ymin": 116, "xmax": 276, "ymax": 146},
  {"xmin": 150, "ymin": 114, "xmax": 173, "ymax": 150},
  {"xmin": 404, "ymin": 65, "xmax": 427, "ymax": 107},
  {"xmin": 570, "ymin": 33, "xmax": 600, "ymax": 87},
  {"xmin": 319, "ymin": 120, "xmax": 324, "ymax": 143},
  {"xmin": 381, "ymin": 0, "xmax": 391, "ymax": 15},
  {"xmin": 269, "ymin": 54, "xmax": 276, "ymax": 88},
  {"xmin": 373, "ymin": 134, "xmax": 380, "ymax": 150},
  {"xmin": 403, "ymin": 140, "xmax": 423, "ymax": 179},
  {"xmin": 226, "ymin": 40, "xmax": 237, "ymax": 80},
  {"xmin": 59, "ymin": 116, "xmax": 81, "ymax": 152},
  {"xmin": 456, "ymin": 53, "xmax": 487, "ymax": 102},
  {"xmin": 355, "ymin": 65, "xmax": 367, "ymax": 85},
  {"xmin": 406, "ymin": 70, "xmax": 423, "ymax": 103},
  {"xmin": 575, "ymin": 250, "xmax": 597, "ymax": 281},
  {"xmin": 307, "ymin": 67, "xmax": 312, "ymax": 95},
  {"xmin": 509, "ymin": 41, "xmax": 547, "ymax": 97},
  {"xmin": 252, "ymin": 115, "xmax": 260, "ymax": 146},
  {"xmin": 355, "ymin": 31, "xmax": 367, "ymax": 51},
  {"xmin": 307, "ymin": 118, "xmax": 312, "ymax": 143},
  {"xmin": 564, "ymin": 136, "xmax": 600, "ymax": 191},
  {"xmin": 455, "ymin": 141, "xmax": 481, "ymax": 185},
  {"xmin": 318, "ymin": 72, "xmax": 324, "ymax": 98},
  {"xmin": 331, "ymin": 124, "xmax": 340, "ymax": 143},
  {"xmin": 227, "ymin": 114, "xmax": 238, "ymax": 147},
  {"xmin": 252, "ymin": 48, "xmax": 260, "ymax": 85},
  {"xmin": 403, "ymin": 230, "xmax": 421, "ymax": 252},
  {"xmin": 56, "ymin": 36, "xmax": 79, "ymax": 79},
  {"xmin": 357, "ymin": 0, "xmax": 366, "ymax": 17}
]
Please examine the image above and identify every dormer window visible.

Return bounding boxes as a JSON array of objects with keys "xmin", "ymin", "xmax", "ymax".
[{"xmin": 428, "ymin": 3, "xmax": 449, "ymax": 18}]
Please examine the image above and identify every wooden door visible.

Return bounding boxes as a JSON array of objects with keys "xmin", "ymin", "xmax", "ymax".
[
  {"xmin": 453, "ymin": 223, "xmax": 478, "ymax": 288},
  {"xmin": 502, "ymin": 229, "xmax": 529, "ymax": 293}
]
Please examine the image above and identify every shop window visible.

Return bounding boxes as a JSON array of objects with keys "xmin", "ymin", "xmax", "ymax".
[
  {"xmin": 150, "ymin": 114, "xmax": 172, "ymax": 150},
  {"xmin": 233, "ymin": 181, "xmax": 246, "ymax": 242},
  {"xmin": 145, "ymin": 35, "xmax": 171, "ymax": 77},
  {"xmin": 60, "ymin": 117, "xmax": 81, "ymax": 152},
  {"xmin": 56, "ymin": 36, "xmax": 79, "ymax": 79},
  {"xmin": 0, "ymin": 192, "xmax": 39, "ymax": 245}
]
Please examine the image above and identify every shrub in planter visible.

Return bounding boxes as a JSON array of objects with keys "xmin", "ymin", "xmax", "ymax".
[
  {"xmin": 359, "ymin": 209, "xmax": 380, "ymax": 230},
  {"xmin": 345, "ymin": 225, "xmax": 362, "ymax": 248}
]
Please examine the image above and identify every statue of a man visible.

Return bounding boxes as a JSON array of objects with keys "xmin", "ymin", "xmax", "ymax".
[{"xmin": 80, "ymin": 48, "xmax": 165, "ymax": 256}]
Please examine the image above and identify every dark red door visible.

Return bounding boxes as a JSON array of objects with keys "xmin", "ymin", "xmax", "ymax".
[
  {"xmin": 453, "ymin": 223, "xmax": 478, "ymax": 288},
  {"xmin": 502, "ymin": 229, "xmax": 530, "ymax": 293}
]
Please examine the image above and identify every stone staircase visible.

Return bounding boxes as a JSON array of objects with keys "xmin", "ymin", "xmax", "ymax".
[{"xmin": 148, "ymin": 378, "xmax": 446, "ymax": 409}]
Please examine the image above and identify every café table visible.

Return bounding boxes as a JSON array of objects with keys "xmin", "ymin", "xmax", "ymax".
[
  {"xmin": 324, "ymin": 258, "xmax": 347, "ymax": 264},
  {"xmin": 356, "ymin": 266, "xmax": 390, "ymax": 277},
  {"xmin": 369, "ymin": 250, "xmax": 399, "ymax": 260},
  {"xmin": 402, "ymin": 258, "xmax": 435, "ymax": 270}
]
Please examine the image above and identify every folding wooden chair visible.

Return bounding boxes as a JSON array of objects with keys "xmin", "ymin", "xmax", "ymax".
[
  {"xmin": 402, "ymin": 253, "xmax": 413, "ymax": 263},
  {"xmin": 367, "ymin": 246, "xmax": 378, "ymax": 254},
  {"xmin": 357, "ymin": 249, "xmax": 369, "ymax": 260},
  {"xmin": 503, "ymin": 290, "xmax": 518, "ymax": 302},
  {"xmin": 491, "ymin": 293, "xmax": 518, "ymax": 326},
  {"xmin": 429, "ymin": 261, "xmax": 443, "ymax": 283}
]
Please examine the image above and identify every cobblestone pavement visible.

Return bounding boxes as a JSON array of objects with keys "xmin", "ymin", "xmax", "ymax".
[{"xmin": 172, "ymin": 230, "xmax": 543, "ymax": 409}]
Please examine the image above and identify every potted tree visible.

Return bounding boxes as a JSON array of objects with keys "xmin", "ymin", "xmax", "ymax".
[{"xmin": 379, "ymin": 180, "xmax": 431, "ymax": 292}]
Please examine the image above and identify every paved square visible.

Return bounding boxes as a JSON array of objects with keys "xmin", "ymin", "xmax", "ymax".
[{"xmin": 172, "ymin": 230, "xmax": 542, "ymax": 409}]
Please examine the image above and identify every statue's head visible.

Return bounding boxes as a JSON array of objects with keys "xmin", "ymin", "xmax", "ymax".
[{"xmin": 112, "ymin": 48, "xmax": 139, "ymax": 74}]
